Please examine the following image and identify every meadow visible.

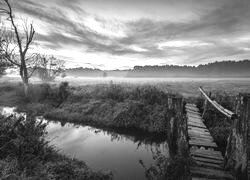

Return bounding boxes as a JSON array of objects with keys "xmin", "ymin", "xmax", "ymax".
[{"xmin": 0, "ymin": 76, "xmax": 249, "ymax": 179}]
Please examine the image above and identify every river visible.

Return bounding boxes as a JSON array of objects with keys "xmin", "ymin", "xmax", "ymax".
[{"xmin": 0, "ymin": 106, "xmax": 168, "ymax": 180}]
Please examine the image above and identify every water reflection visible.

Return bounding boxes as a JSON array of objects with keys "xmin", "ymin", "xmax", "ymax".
[
  {"xmin": 46, "ymin": 121, "xmax": 168, "ymax": 180},
  {"xmin": 0, "ymin": 106, "xmax": 168, "ymax": 180}
]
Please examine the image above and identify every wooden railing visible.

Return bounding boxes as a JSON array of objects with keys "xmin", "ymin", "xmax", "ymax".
[
  {"xmin": 199, "ymin": 87, "xmax": 235, "ymax": 119},
  {"xmin": 199, "ymin": 87, "xmax": 250, "ymax": 179}
]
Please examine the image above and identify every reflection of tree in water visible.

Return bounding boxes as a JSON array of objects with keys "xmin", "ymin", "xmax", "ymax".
[
  {"xmin": 139, "ymin": 145, "xmax": 170, "ymax": 180},
  {"xmin": 139, "ymin": 143, "xmax": 191, "ymax": 180},
  {"xmin": 88, "ymin": 126, "xmax": 167, "ymax": 145}
]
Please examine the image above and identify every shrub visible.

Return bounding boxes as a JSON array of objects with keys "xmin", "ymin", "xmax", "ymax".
[
  {"xmin": 57, "ymin": 81, "xmax": 69, "ymax": 104},
  {"xmin": 0, "ymin": 115, "xmax": 50, "ymax": 175}
]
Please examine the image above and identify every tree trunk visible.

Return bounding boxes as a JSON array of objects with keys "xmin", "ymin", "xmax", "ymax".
[
  {"xmin": 23, "ymin": 81, "xmax": 29, "ymax": 97},
  {"xmin": 20, "ymin": 65, "xmax": 29, "ymax": 97}
]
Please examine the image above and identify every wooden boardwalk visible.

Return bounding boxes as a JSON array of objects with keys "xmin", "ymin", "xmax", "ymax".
[{"xmin": 186, "ymin": 103, "xmax": 234, "ymax": 180}]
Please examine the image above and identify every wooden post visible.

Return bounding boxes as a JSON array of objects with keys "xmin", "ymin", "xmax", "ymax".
[
  {"xmin": 224, "ymin": 93, "xmax": 250, "ymax": 180},
  {"xmin": 166, "ymin": 96, "xmax": 188, "ymax": 157}
]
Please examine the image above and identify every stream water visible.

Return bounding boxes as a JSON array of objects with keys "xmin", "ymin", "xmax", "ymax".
[{"xmin": 0, "ymin": 106, "xmax": 168, "ymax": 180}]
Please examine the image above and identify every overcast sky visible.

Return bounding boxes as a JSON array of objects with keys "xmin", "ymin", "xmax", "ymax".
[{"xmin": 1, "ymin": 0, "xmax": 250, "ymax": 69}]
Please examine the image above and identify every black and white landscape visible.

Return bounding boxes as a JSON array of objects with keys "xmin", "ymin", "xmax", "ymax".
[{"xmin": 0, "ymin": 0, "xmax": 250, "ymax": 179}]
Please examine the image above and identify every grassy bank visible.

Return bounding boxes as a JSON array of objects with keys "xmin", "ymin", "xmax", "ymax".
[
  {"xmin": 0, "ymin": 82, "xmax": 236, "ymax": 152},
  {"xmin": 0, "ymin": 114, "xmax": 112, "ymax": 180},
  {"xmin": 0, "ymin": 82, "xmax": 179, "ymax": 134}
]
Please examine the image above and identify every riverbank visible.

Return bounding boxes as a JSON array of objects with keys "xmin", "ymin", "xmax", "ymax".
[
  {"xmin": 0, "ymin": 82, "xmax": 188, "ymax": 179},
  {"xmin": 0, "ymin": 82, "xmax": 181, "ymax": 134},
  {"xmin": 0, "ymin": 81, "xmax": 234, "ymax": 151}
]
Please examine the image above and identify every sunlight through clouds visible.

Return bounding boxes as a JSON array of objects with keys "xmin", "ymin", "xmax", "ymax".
[{"xmin": 4, "ymin": 0, "xmax": 250, "ymax": 69}]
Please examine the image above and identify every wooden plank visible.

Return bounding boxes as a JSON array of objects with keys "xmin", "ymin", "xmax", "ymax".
[
  {"xmin": 186, "ymin": 108, "xmax": 200, "ymax": 113},
  {"xmin": 188, "ymin": 127, "xmax": 210, "ymax": 132},
  {"xmin": 189, "ymin": 140, "xmax": 217, "ymax": 148},
  {"xmin": 189, "ymin": 137, "xmax": 214, "ymax": 143},
  {"xmin": 188, "ymin": 120, "xmax": 206, "ymax": 126},
  {"xmin": 188, "ymin": 133, "xmax": 214, "ymax": 139},
  {"xmin": 187, "ymin": 119, "xmax": 205, "ymax": 124},
  {"xmin": 192, "ymin": 153, "xmax": 224, "ymax": 161},
  {"xmin": 186, "ymin": 109, "xmax": 201, "ymax": 115},
  {"xmin": 192, "ymin": 149, "xmax": 223, "ymax": 157},
  {"xmin": 187, "ymin": 113, "xmax": 201, "ymax": 118},
  {"xmin": 188, "ymin": 123, "xmax": 207, "ymax": 129},
  {"xmin": 188, "ymin": 130, "xmax": 211, "ymax": 136},
  {"xmin": 193, "ymin": 156, "xmax": 223, "ymax": 164},
  {"xmin": 188, "ymin": 130, "xmax": 212, "ymax": 136},
  {"xmin": 186, "ymin": 103, "xmax": 198, "ymax": 109},
  {"xmin": 188, "ymin": 122, "xmax": 206, "ymax": 128},
  {"xmin": 188, "ymin": 128, "xmax": 210, "ymax": 133},
  {"xmin": 190, "ymin": 167, "xmax": 233, "ymax": 180},
  {"xmin": 194, "ymin": 161, "xmax": 224, "ymax": 170},
  {"xmin": 189, "ymin": 135, "xmax": 214, "ymax": 140},
  {"xmin": 189, "ymin": 139, "xmax": 216, "ymax": 146},
  {"xmin": 188, "ymin": 116, "xmax": 204, "ymax": 122}
]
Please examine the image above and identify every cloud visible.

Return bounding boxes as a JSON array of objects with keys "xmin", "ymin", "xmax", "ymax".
[{"xmin": 1, "ymin": 0, "xmax": 250, "ymax": 69}]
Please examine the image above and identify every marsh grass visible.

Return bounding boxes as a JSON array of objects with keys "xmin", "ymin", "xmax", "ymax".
[{"xmin": 42, "ymin": 83, "xmax": 179, "ymax": 133}]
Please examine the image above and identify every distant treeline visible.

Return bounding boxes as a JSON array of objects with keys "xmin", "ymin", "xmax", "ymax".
[
  {"xmin": 128, "ymin": 60, "xmax": 250, "ymax": 78},
  {"xmin": 66, "ymin": 60, "xmax": 250, "ymax": 78},
  {"xmin": 66, "ymin": 68, "xmax": 128, "ymax": 77}
]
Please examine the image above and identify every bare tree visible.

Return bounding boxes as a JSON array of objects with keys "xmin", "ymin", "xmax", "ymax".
[
  {"xmin": 36, "ymin": 55, "xmax": 65, "ymax": 82},
  {"xmin": 0, "ymin": 0, "xmax": 38, "ymax": 95}
]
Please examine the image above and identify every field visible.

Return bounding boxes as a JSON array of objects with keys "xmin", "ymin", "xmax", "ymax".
[
  {"xmin": 1, "ymin": 75, "xmax": 250, "ymax": 97},
  {"xmin": 0, "ymin": 76, "xmax": 249, "ymax": 179}
]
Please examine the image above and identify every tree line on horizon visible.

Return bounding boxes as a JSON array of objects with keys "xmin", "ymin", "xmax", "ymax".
[
  {"xmin": 128, "ymin": 60, "xmax": 250, "ymax": 77},
  {"xmin": 65, "ymin": 60, "xmax": 250, "ymax": 78}
]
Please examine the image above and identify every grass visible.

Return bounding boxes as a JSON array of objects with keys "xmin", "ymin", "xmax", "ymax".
[
  {"xmin": 0, "ymin": 80, "xmax": 246, "ymax": 179},
  {"xmin": 0, "ymin": 114, "xmax": 112, "ymax": 180},
  {"xmin": 0, "ymin": 82, "xmax": 180, "ymax": 134}
]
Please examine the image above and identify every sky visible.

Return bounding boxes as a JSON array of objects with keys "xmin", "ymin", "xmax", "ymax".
[{"xmin": 1, "ymin": 0, "xmax": 250, "ymax": 69}]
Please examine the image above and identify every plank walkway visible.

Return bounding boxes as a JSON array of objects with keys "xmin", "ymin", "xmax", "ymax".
[{"xmin": 186, "ymin": 103, "xmax": 234, "ymax": 180}]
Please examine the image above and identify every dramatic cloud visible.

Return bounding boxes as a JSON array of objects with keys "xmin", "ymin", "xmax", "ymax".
[{"xmin": 1, "ymin": 0, "xmax": 250, "ymax": 69}]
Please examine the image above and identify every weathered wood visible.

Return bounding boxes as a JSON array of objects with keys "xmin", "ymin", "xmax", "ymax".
[
  {"xmin": 192, "ymin": 150, "xmax": 223, "ymax": 160},
  {"xmin": 224, "ymin": 93, "xmax": 250, "ymax": 179},
  {"xmin": 186, "ymin": 103, "xmax": 233, "ymax": 179},
  {"xmin": 188, "ymin": 127, "xmax": 210, "ymax": 132},
  {"xmin": 191, "ymin": 167, "xmax": 234, "ymax": 180},
  {"xmin": 189, "ymin": 137, "xmax": 214, "ymax": 143},
  {"xmin": 199, "ymin": 87, "xmax": 235, "ymax": 119},
  {"xmin": 189, "ymin": 140, "xmax": 217, "ymax": 148},
  {"xmin": 193, "ymin": 156, "xmax": 223, "ymax": 164},
  {"xmin": 194, "ymin": 161, "xmax": 224, "ymax": 170},
  {"xmin": 188, "ymin": 123, "xmax": 207, "ymax": 129},
  {"xmin": 188, "ymin": 124, "xmax": 206, "ymax": 129},
  {"xmin": 188, "ymin": 113, "xmax": 202, "ymax": 119}
]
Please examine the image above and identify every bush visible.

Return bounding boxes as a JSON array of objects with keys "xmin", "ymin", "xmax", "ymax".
[
  {"xmin": 57, "ymin": 81, "xmax": 69, "ymax": 104},
  {"xmin": 0, "ymin": 115, "xmax": 50, "ymax": 175}
]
